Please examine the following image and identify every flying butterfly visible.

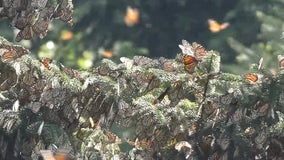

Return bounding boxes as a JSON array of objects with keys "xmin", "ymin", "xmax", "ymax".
[
  {"xmin": 101, "ymin": 50, "xmax": 113, "ymax": 58},
  {"xmin": 208, "ymin": 19, "xmax": 229, "ymax": 33},
  {"xmin": 60, "ymin": 30, "xmax": 74, "ymax": 41},
  {"xmin": 124, "ymin": 6, "xmax": 139, "ymax": 27}
]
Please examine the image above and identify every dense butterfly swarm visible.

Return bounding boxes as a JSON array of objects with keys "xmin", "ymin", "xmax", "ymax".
[
  {"xmin": 0, "ymin": 0, "xmax": 73, "ymax": 41},
  {"xmin": 0, "ymin": 1, "xmax": 284, "ymax": 160}
]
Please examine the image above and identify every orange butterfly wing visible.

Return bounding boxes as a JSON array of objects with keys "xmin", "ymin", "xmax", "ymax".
[
  {"xmin": 245, "ymin": 73, "xmax": 258, "ymax": 83},
  {"xmin": 41, "ymin": 58, "xmax": 52, "ymax": 70},
  {"xmin": 208, "ymin": 19, "xmax": 229, "ymax": 33},
  {"xmin": 183, "ymin": 55, "xmax": 198, "ymax": 73},
  {"xmin": 124, "ymin": 6, "xmax": 139, "ymax": 27}
]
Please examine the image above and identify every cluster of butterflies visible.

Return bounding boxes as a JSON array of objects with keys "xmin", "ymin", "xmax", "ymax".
[
  {"xmin": 179, "ymin": 40, "xmax": 284, "ymax": 83},
  {"xmin": 2, "ymin": 0, "xmax": 73, "ymax": 41},
  {"xmin": 88, "ymin": 117, "xmax": 153, "ymax": 149},
  {"xmin": 0, "ymin": 43, "xmax": 29, "ymax": 63},
  {"xmin": 179, "ymin": 40, "xmax": 208, "ymax": 73}
]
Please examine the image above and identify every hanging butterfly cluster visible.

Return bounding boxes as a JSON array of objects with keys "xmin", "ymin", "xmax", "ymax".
[{"xmin": 0, "ymin": 0, "xmax": 73, "ymax": 41}]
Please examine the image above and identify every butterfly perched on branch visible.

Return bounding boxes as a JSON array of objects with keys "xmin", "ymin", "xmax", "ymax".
[
  {"xmin": 0, "ymin": 44, "xmax": 29, "ymax": 63},
  {"xmin": 179, "ymin": 40, "xmax": 208, "ymax": 73}
]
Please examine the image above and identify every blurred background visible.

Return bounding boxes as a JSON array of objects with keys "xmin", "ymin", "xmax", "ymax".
[{"xmin": 1, "ymin": 0, "xmax": 284, "ymax": 74}]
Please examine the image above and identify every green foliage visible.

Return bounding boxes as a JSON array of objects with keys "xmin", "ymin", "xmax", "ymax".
[{"xmin": 226, "ymin": 0, "xmax": 284, "ymax": 73}]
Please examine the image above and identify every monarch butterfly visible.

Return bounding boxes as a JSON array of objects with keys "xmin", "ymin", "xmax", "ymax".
[
  {"xmin": 183, "ymin": 55, "xmax": 198, "ymax": 73},
  {"xmin": 60, "ymin": 30, "xmax": 74, "ymax": 41},
  {"xmin": 255, "ymin": 103, "xmax": 269, "ymax": 117},
  {"xmin": 0, "ymin": 44, "xmax": 29, "ymax": 62},
  {"xmin": 167, "ymin": 81, "xmax": 185, "ymax": 105},
  {"xmin": 244, "ymin": 73, "xmax": 258, "ymax": 83},
  {"xmin": 40, "ymin": 149, "xmax": 68, "ymax": 160},
  {"xmin": 179, "ymin": 40, "xmax": 208, "ymax": 58},
  {"xmin": 133, "ymin": 56, "xmax": 159, "ymax": 68},
  {"xmin": 41, "ymin": 57, "xmax": 52, "ymax": 70},
  {"xmin": 55, "ymin": 0, "xmax": 74, "ymax": 25},
  {"xmin": 124, "ymin": 6, "xmax": 139, "ymax": 27},
  {"xmin": 105, "ymin": 130, "xmax": 121, "ymax": 143},
  {"xmin": 32, "ymin": 20, "xmax": 49, "ymax": 39},
  {"xmin": 1, "ymin": 50, "xmax": 16, "ymax": 63},
  {"xmin": 179, "ymin": 40, "xmax": 194, "ymax": 56},
  {"xmin": 127, "ymin": 138, "xmax": 152, "ymax": 150},
  {"xmin": 159, "ymin": 57, "xmax": 175, "ymax": 72},
  {"xmin": 145, "ymin": 75, "xmax": 160, "ymax": 92},
  {"xmin": 179, "ymin": 40, "xmax": 208, "ymax": 73},
  {"xmin": 101, "ymin": 50, "xmax": 113, "ymax": 58},
  {"xmin": 208, "ymin": 19, "xmax": 229, "ymax": 33},
  {"xmin": 192, "ymin": 42, "xmax": 207, "ymax": 60},
  {"xmin": 15, "ymin": 25, "xmax": 33, "ymax": 42},
  {"xmin": 14, "ymin": 16, "xmax": 29, "ymax": 30},
  {"xmin": 89, "ymin": 117, "xmax": 100, "ymax": 129}
]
